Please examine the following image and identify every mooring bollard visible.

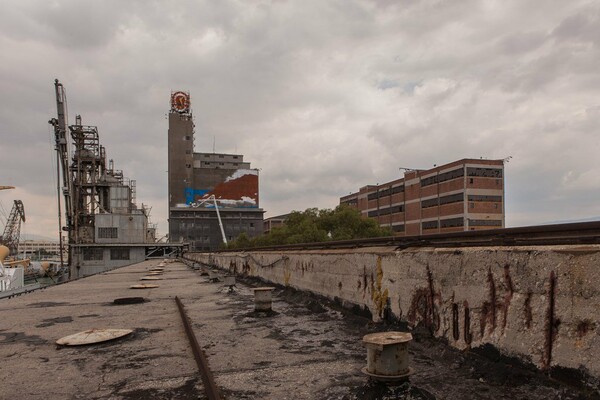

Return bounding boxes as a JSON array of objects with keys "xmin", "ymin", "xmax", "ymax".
[
  {"xmin": 362, "ymin": 331, "xmax": 413, "ymax": 382},
  {"xmin": 253, "ymin": 287, "xmax": 275, "ymax": 311}
]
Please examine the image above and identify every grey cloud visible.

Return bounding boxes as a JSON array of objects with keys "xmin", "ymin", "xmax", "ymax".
[
  {"xmin": 552, "ymin": 5, "xmax": 600, "ymax": 45},
  {"xmin": 1, "ymin": 0, "xmax": 599, "ymax": 236}
]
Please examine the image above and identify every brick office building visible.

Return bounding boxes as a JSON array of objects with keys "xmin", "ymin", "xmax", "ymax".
[{"xmin": 340, "ymin": 159, "xmax": 505, "ymax": 236}]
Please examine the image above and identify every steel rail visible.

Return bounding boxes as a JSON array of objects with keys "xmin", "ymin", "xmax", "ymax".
[
  {"xmin": 217, "ymin": 221, "xmax": 600, "ymax": 252},
  {"xmin": 175, "ymin": 296, "xmax": 223, "ymax": 400}
]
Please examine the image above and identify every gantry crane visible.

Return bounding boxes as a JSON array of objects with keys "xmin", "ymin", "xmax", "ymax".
[{"xmin": 0, "ymin": 200, "xmax": 25, "ymax": 256}]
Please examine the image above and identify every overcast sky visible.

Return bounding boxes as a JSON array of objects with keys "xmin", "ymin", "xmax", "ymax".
[{"xmin": 1, "ymin": 0, "xmax": 599, "ymax": 240}]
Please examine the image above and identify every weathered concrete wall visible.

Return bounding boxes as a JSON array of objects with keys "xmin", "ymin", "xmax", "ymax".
[{"xmin": 187, "ymin": 245, "xmax": 600, "ymax": 378}]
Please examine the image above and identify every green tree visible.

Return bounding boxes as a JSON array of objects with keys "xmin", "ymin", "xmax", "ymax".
[{"xmin": 227, "ymin": 205, "xmax": 393, "ymax": 249}]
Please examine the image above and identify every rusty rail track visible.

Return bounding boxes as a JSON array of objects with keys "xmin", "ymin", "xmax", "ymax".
[
  {"xmin": 175, "ymin": 296, "xmax": 223, "ymax": 400},
  {"xmin": 218, "ymin": 221, "xmax": 600, "ymax": 252}
]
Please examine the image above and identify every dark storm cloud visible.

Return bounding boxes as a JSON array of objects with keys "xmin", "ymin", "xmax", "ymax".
[{"xmin": 1, "ymin": 0, "xmax": 599, "ymax": 236}]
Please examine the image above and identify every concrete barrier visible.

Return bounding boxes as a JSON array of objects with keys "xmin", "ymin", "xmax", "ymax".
[{"xmin": 186, "ymin": 245, "xmax": 600, "ymax": 379}]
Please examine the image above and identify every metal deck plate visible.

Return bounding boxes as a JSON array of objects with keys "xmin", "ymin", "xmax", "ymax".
[{"xmin": 56, "ymin": 328, "xmax": 133, "ymax": 346}]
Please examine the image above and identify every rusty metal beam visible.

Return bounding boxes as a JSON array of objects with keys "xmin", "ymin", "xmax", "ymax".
[
  {"xmin": 219, "ymin": 221, "xmax": 600, "ymax": 252},
  {"xmin": 175, "ymin": 296, "xmax": 223, "ymax": 400}
]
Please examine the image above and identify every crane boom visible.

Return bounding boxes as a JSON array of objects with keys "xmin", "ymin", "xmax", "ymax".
[
  {"xmin": 48, "ymin": 79, "xmax": 73, "ymax": 266},
  {"xmin": 191, "ymin": 195, "xmax": 227, "ymax": 245}
]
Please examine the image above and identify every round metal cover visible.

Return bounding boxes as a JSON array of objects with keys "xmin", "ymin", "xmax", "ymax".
[
  {"xmin": 130, "ymin": 284, "xmax": 159, "ymax": 289},
  {"xmin": 140, "ymin": 276, "xmax": 161, "ymax": 280},
  {"xmin": 56, "ymin": 328, "xmax": 133, "ymax": 346},
  {"xmin": 363, "ymin": 331, "xmax": 413, "ymax": 346}
]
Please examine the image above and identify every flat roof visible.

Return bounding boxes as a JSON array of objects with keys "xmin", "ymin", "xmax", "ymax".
[{"xmin": 0, "ymin": 259, "xmax": 585, "ymax": 399}]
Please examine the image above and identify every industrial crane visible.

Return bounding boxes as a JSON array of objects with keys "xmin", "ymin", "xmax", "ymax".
[
  {"xmin": 48, "ymin": 79, "xmax": 73, "ymax": 267},
  {"xmin": 0, "ymin": 200, "xmax": 25, "ymax": 256}
]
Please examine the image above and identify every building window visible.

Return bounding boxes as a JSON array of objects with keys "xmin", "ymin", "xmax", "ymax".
[
  {"xmin": 421, "ymin": 193, "xmax": 463, "ymax": 209},
  {"xmin": 467, "ymin": 195, "xmax": 503, "ymax": 202},
  {"xmin": 421, "ymin": 168, "xmax": 464, "ymax": 187},
  {"xmin": 368, "ymin": 205, "xmax": 403, "ymax": 218},
  {"xmin": 422, "ymin": 220, "xmax": 438, "ymax": 230},
  {"xmin": 83, "ymin": 248, "xmax": 103, "ymax": 261},
  {"xmin": 110, "ymin": 248, "xmax": 130, "ymax": 260},
  {"xmin": 98, "ymin": 227, "xmax": 118, "ymax": 239},
  {"xmin": 469, "ymin": 178, "xmax": 474, "ymax": 184},
  {"xmin": 466, "ymin": 167, "xmax": 503, "ymax": 178},
  {"xmin": 392, "ymin": 224, "xmax": 405, "ymax": 232},
  {"xmin": 469, "ymin": 219, "xmax": 502, "ymax": 227},
  {"xmin": 440, "ymin": 217, "xmax": 464, "ymax": 228},
  {"xmin": 219, "ymin": 155, "xmax": 224, "ymax": 158}
]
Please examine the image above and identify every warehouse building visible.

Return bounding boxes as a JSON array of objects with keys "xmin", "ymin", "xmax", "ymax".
[{"xmin": 340, "ymin": 159, "xmax": 505, "ymax": 236}]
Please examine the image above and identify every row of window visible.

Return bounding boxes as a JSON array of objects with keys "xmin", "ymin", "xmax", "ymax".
[
  {"xmin": 467, "ymin": 195, "xmax": 503, "ymax": 202},
  {"xmin": 469, "ymin": 219, "xmax": 502, "ymax": 226},
  {"xmin": 340, "ymin": 199, "xmax": 358, "ymax": 206},
  {"xmin": 422, "ymin": 217, "xmax": 465, "ymax": 230},
  {"xmin": 365, "ymin": 193, "xmax": 501, "ymax": 214},
  {"xmin": 203, "ymin": 154, "xmax": 239, "ymax": 159},
  {"xmin": 421, "ymin": 193, "xmax": 464, "ymax": 209},
  {"xmin": 367, "ymin": 185, "xmax": 405, "ymax": 200},
  {"xmin": 367, "ymin": 205, "xmax": 404, "ymax": 218},
  {"xmin": 202, "ymin": 162, "xmax": 240, "ymax": 166},
  {"xmin": 82, "ymin": 248, "xmax": 130, "ymax": 261},
  {"xmin": 174, "ymin": 212, "xmax": 261, "ymax": 219},
  {"xmin": 466, "ymin": 167, "xmax": 503, "ymax": 178},
  {"xmin": 420, "ymin": 168, "xmax": 464, "ymax": 187}
]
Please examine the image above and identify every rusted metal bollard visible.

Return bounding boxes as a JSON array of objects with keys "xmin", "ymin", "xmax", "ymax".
[
  {"xmin": 362, "ymin": 331, "xmax": 413, "ymax": 382},
  {"xmin": 253, "ymin": 287, "xmax": 275, "ymax": 311}
]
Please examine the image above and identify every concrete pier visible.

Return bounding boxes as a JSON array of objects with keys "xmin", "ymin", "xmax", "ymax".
[{"xmin": 1, "ymin": 259, "xmax": 595, "ymax": 399}]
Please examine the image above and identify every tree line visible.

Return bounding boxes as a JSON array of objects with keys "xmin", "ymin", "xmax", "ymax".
[{"xmin": 226, "ymin": 205, "xmax": 393, "ymax": 249}]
